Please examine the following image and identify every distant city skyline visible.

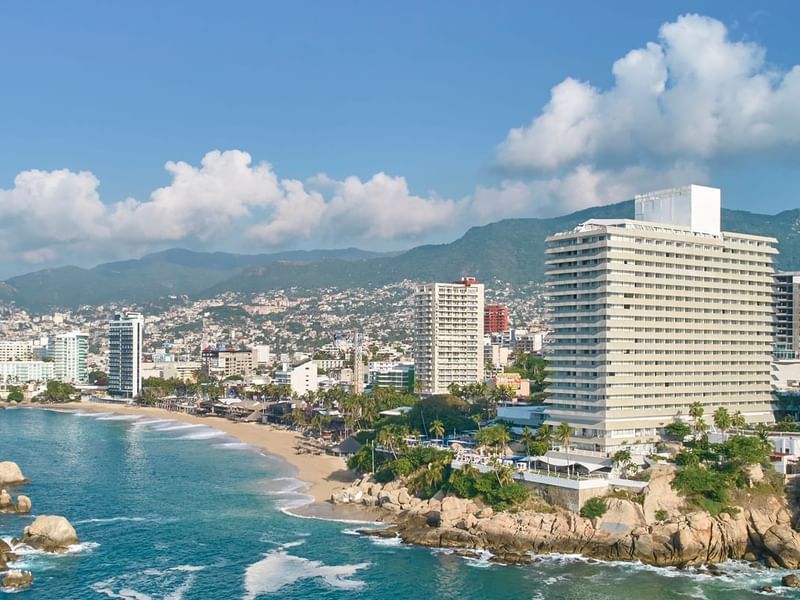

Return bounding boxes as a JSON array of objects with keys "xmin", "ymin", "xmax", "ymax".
[{"xmin": 1, "ymin": 2, "xmax": 799, "ymax": 278}]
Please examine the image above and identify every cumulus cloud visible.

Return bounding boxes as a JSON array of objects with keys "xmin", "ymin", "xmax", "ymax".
[
  {"xmin": 497, "ymin": 14, "xmax": 800, "ymax": 171},
  {"xmin": 0, "ymin": 151, "xmax": 470, "ymax": 271}
]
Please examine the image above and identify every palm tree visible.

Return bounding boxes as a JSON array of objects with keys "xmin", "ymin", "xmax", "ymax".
[
  {"xmin": 713, "ymin": 407, "xmax": 731, "ymax": 435},
  {"xmin": 732, "ymin": 410, "xmax": 747, "ymax": 432},
  {"xmin": 495, "ymin": 425, "xmax": 511, "ymax": 455},
  {"xmin": 557, "ymin": 422, "xmax": 572, "ymax": 476},
  {"xmin": 430, "ymin": 419, "xmax": 445, "ymax": 445},
  {"xmin": 490, "ymin": 458, "xmax": 514, "ymax": 487},
  {"xmin": 612, "ymin": 448, "xmax": 632, "ymax": 477},
  {"xmin": 695, "ymin": 416, "xmax": 709, "ymax": 440},
  {"xmin": 521, "ymin": 426, "xmax": 535, "ymax": 470},
  {"xmin": 536, "ymin": 423, "xmax": 553, "ymax": 447},
  {"xmin": 689, "ymin": 402, "xmax": 704, "ymax": 435},
  {"xmin": 471, "ymin": 413, "xmax": 483, "ymax": 431}
]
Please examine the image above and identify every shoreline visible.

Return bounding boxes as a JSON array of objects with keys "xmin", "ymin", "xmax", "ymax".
[{"xmin": 23, "ymin": 401, "xmax": 368, "ymax": 520}]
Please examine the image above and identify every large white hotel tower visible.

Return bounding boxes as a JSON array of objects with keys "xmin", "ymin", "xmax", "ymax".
[
  {"xmin": 414, "ymin": 277, "xmax": 485, "ymax": 395},
  {"xmin": 545, "ymin": 185, "xmax": 777, "ymax": 453}
]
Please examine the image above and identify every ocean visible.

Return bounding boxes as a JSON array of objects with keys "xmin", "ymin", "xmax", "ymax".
[{"xmin": 0, "ymin": 407, "xmax": 796, "ymax": 599}]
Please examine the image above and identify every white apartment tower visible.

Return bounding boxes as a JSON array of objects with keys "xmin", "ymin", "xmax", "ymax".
[
  {"xmin": 108, "ymin": 312, "xmax": 144, "ymax": 398},
  {"xmin": 414, "ymin": 277, "xmax": 485, "ymax": 395},
  {"xmin": 48, "ymin": 331, "xmax": 89, "ymax": 384},
  {"xmin": 545, "ymin": 185, "xmax": 777, "ymax": 453}
]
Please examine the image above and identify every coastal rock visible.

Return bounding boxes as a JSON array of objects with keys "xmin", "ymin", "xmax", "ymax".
[
  {"xmin": 22, "ymin": 515, "xmax": 79, "ymax": 552},
  {"xmin": 0, "ymin": 489, "xmax": 11, "ymax": 510},
  {"xmin": 0, "ymin": 462, "xmax": 26, "ymax": 485},
  {"xmin": 642, "ymin": 467, "xmax": 684, "ymax": 522},
  {"xmin": 596, "ymin": 499, "xmax": 645, "ymax": 538},
  {"xmin": 782, "ymin": 574, "xmax": 800, "ymax": 588},
  {"xmin": 1, "ymin": 569, "xmax": 33, "ymax": 590},
  {"xmin": 15, "ymin": 495, "xmax": 31, "ymax": 514}
]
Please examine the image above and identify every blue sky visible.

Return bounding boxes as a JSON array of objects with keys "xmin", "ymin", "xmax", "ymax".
[{"xmin": 0, "ymin": 1, "xmax": 799, "ymax": 277}]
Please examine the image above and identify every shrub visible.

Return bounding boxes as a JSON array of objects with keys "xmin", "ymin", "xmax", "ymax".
[
  {"xmin": 580, "ymin": 497, "xmax": 608, "ymax": 519},
  {"xmin": 483, "ymin": 482, "xmax": 529, "ymax": 511},
  {"xmin": 655, "ymin": 509, "xmax": 668, "ymax": 522},
  {"xmin": 448, "ymin": 470, "xmax": 478, "ymax": 499},
  {"xmin": 664, "ymin": 421, "xmax": 692, "ymax": 440},
  {"xmin": 672, "ymin": 465, "xmax": 728, "ymax": 503}
]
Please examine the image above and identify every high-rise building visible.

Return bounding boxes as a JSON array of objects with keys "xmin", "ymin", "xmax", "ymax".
[
  {"xmin": 545, "ymin": 185, "xmax": 777, "ymax": 453},
  {"xmin": 484, "ymin": 304, "xmax": 510, "ymax": 334},
  {"xmin": 774, "ymin": 272, "xmax": 800, "ymax": 361},
  {"xmin": 0, "ymin": 341, "xmax": 34, "ymax": 362},
  {"xmin": 413, "ymin": 277, "xmax": 485, "ymax": 395},
  {"xmin": 48, "ymin": 331, "xmax": 88, "ymax": 384},
  {"xmin": 108, "ymin": 312, "xmax": 144, "ymax": 398},
  {"xmin": 201, "ymin": 346, "xmax": 255, "ymax": 379}
]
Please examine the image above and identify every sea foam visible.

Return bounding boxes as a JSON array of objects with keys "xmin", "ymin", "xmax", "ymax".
[{"xmin": 243, "ymin": 547, "xmax": 369, "ymax": 597}]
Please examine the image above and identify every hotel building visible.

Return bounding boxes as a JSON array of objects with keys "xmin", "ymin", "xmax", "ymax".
[
  {"xmin": 48, "ymin": 331, "xmax": 89, "ymax": 384},
  {"xmin": 108, "ymin": 312, "xmax": 144, "ymax": 398},
  {"xmin": 545, "ymin": 185, "xmax": 777, "ymax": 453},
  {"xmin": 413, "ymin": 277, "xmax": 484, "ymax": 395}
]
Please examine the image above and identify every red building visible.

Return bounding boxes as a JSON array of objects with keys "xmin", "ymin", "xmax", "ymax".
[{"xmin": 484, "ymin": 304, "xmax": 509, "ymax": 334}]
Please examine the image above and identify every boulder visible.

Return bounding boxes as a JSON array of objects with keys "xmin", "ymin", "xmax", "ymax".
[
  {"xmin": 16, "ymin": 495, "xmax": 31, "ymax": 514},
  {"xmin": 1, "ymin": 570, "xmax": 33, "ymax": 590},
  {"xmin": 0, "ymin": 462, "xmax": 26, "ymax": 485},
  {"xmin": 22, "ymin": 515, "xmax": 79, "ymax": 552},
  {"xmin": 782, "ymin": 574, "xmax": 800, "ymax": 588},
  {"xmin": 0, "ymin": 489, "xmax": 11, "ymax": 510},
  {"xmin": 642, "ymin": 467, "xmax": 683, "ymax": 523},
  {"xmin": 331, "ymin": 489, "xmax": 350, "ymax": 505},
  {"xmin": 596, "ymin": 499, "xmax": 646, "ymax": 537}
]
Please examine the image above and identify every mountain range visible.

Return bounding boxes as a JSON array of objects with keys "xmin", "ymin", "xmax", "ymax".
[{"xmin": 2, "ymin": 199, "xmax": 799, "ymax": 313}]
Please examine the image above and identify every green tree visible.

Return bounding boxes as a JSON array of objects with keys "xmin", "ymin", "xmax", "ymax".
[
  {"xmin": 536, "ymin": 423, "xmax": 553, "ymax": 446},
  {"xmin": 731, "ymin": 411, "xmax": 747, "ymax": 431},
  {"xmin": 520, "ymin": 426, "xmax": 535, "ymax": 470},
  {"xmin": 580, "ymin": 497, "xmax": 608, "ymax": 519},
  {"xmin": 664, "ymin": 420, "xmax": 692, "ymax": 440},
  {"xmin": 612, "ymin": 448, "xmax": 633, "ymax": 477},
  {"xmin": 557, "ymin": 422, "xmax": 572, "ymax": 476},
  {"xmin": 713, "ymin": 407, "xmax": 732, "ymax": 434},
  {"xmin": 7, "ymin": 386, "xmax": 24, "ymax": 403},
  {"xmin": 430, "ymin": 419, "xmax": 445, "ymax": 444},
  {"xmin": 689, "ymin": 402, "xmax": 704, "ymax": 435}
]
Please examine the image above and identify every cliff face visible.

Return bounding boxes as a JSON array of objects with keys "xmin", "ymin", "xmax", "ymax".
[{"xmin": 337, "ymin": 469, "xmax": 800, "ymax": 568}]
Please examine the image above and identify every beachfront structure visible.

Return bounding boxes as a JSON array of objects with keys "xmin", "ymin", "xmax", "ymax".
[
  {"xmin": 413, "ymin": 277, "xmax": 484, "ymax": 395},
  {"xmin": 0, "ymin": 360, "xmax": 55, "ymax": 385},
  {"xmin": 545, "ymin": 185, "xmax": 777, "ymax": 453},
  {"xmin": 0, "ymin": 341, "xmax": 34, "ymax": 362},
  {"xmin": 108, "ymin": 312, "xmax": 144, "ymax": 399},
  {"xmin": 273, "ymin": 358, "xmax": 318, "ymax": 396},
  {"xmin": 48, "ymin": 331, "xmax": 88, "ymax": 384}
]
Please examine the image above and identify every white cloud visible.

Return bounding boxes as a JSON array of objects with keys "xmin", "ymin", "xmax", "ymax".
[
  {"xmin": 470, "ymin": 161, "xmax": 708, "ymax": 221},
  {"xmin": 0, "ymin": 151, "xmax": 471, "ymax": 271},
  {"xmin": 497, "ymin": 14, "xmax": 800, "ymax": 172}
]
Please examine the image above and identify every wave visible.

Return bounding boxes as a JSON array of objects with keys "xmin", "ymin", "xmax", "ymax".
[
  {"xmin": 90, "ymin": 565, "xmax": 204, "ymax": 600},
  {"xmin": 2, "ymin": 537, "xmax": 99, "ymax": 557},
  {"xmin": 175, "ymin": 429, "xmax": 226, "ymax": 441},
  {"xmin": 213, "ymin": 441, "xmax": 252, "ymax": 450},
  {"xmin": 149, "ymin": 423, "xmax": 203, "ymax": 432},
  {"xmin": 95, "ymin": 415, "xmax": 142, "ymax": 421},
  {"xmin": 243, "ymin": 546, "xmax": 369, "ymax": 598},
  {"xmin": 75, "ymin": 516, "xmax": 149, "ymax": 525}
]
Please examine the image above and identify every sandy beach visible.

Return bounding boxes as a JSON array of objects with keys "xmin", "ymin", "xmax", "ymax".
[{"xmin": 38, "ymin": 401, "xmax": 362, "ymax": 517}]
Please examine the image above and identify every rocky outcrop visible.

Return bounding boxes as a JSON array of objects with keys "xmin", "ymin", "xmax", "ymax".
[
  {"xmin": 2, "ymin": 569, "xmax": 33, "ymax": 590},
  {"xmin": 335, "ymin": 473, "xmax": 800, "ymax": 568},
  {"xmin": 0, "ymin": 489, "xmax": 31, "ymax": 513},
  {"xmin": 0, "ymin": 462, "xmax": 26, "ymax": 486},
  {"xmin": 641, "ymin": 466, "xmax": 684, "ymax": 522},
  {"xmin": 22, "ymin": 516, "xmax": 79, "ymax": 553}
]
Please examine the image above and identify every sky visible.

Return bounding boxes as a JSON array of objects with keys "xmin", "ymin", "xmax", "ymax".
[{"xmin": 1, "ymin": 1, "xmax": 799, "ymax": 278}]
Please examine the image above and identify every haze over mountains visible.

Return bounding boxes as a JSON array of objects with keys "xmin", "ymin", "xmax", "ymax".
[{"xmin": 2, "ymin": 199, "xmax": 799, "ymax": 313}]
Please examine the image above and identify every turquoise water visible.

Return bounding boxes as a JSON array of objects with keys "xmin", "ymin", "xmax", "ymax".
[{"xmin": 0, "ymin": 408, "xmax": 797, "ymax": 599}]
